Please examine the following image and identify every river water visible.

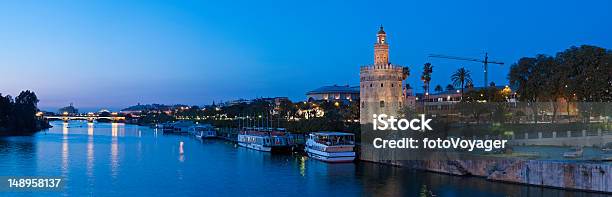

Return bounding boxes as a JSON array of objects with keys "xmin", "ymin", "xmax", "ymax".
[{"xmin": 0, "ymin": 121, "xmax": 606, "ymax": 196}]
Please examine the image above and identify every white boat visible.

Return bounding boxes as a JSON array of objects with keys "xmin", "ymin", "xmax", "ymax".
[
  {"xmin": 237, "ymin": 129, "xmax": 292, "ymax": 152},
  {"xmin": 563, "ymin": 147, "xmax": 584, "ymax": 158},
  {"xmin": 601, "ymin": 142, "xmax": 612, "ymax": 152},
  {"xmin": 305, "ymin": 132, "xmax": 355, "ymax": 163},
  {"xmin": 162, "ymin": 121, "xmax": 194, "ymax": 134},
  {"xmin": 188, "ymin": 125, "xmax": 216, "ymax": 139}
]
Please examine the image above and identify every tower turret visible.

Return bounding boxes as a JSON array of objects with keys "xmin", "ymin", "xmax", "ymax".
[{"xmin": 374, "ymin": 25, "xmax": 389, "ymax": 65}]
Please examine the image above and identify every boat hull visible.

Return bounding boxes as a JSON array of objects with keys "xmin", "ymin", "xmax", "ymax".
[
  {"xmin": 305, "ymin": 147, "xmax": 355, "ymax": 163},
  {"xmin": 238, "ymin": 142, "xmax": 272, "ymax": 152},
  {"xmin": 195, "ymin": 131, "xmax": 217, "ymax": 139}
]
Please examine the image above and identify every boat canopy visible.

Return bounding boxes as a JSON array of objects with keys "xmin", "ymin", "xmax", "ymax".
[
  {"xmin": 310, "ymin": 132, "xmax": 355, "ymax": 146},
  {"xmin": 311, "ymin": 132, "xmax": 354, "ymax": 136}
]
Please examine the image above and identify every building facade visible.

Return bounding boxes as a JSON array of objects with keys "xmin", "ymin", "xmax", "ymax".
[
  {"xmin": 360, "ymin": 26, "xmax": 408, "ymax": 123},
  {"xmin": 306, "ymin": 85, "xmax": 359, "ymax": 102}
]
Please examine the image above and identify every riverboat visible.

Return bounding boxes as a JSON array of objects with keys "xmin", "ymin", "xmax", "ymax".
[
  {"xmin": 563, "ymin": 146, "xmax": 584, "ymax": 158},
  {"xmin": 305, "ymin": 132, "xmax": 355, "ymax": 163},
  {"xmin": 189, "ymin": 124, "xmax": 216, "ymax": 139},
  {"xmin": 237, "ymin": 128, "xmax": 294, "ymax": 152}
]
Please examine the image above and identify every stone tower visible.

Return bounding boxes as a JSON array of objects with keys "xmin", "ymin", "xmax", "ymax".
[{"xmin": 360, "ymin": 26, "xmax": 407, "ymax": 123}]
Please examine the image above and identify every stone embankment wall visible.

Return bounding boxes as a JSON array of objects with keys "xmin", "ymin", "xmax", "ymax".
[
  {"xmin": 393, "ymin": 159, "xmax": 611, "ymax": 193},
  {"xmin": 510, "ymin": 129, "xmax": 612, "ymax": 147}
]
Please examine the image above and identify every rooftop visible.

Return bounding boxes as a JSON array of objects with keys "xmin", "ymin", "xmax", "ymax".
[
  {"xmin": 378, "ymin": 25, "xmax": 385, "ymax": 34},
  {"xmin": 306, "ymin": 85, "xmax": 359, "ymax": 95}
]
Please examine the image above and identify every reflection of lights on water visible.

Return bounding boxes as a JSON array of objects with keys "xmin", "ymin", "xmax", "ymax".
[
  {"xmin": 299, "ymin": 156, "xmax": 307, "ymax": 177},
  {"xmin": 111, "ymin": 137, "xmax": 119, "ymax": 178},
  {"xmin": 111, "ymin": 123, "xmax": 119, "ymax": 178},
  {"xmin": 179, "ymin": 141, "xmax": 185, "ymax": 162},
  {"xmin": 88, "ymin": 123, "xmax": 94, "ymax": 136},
  {"xmin": 86, "ymin": 136, "xmax": 94, "ymax": 178},
  {"xmin": 111, "ymin": 123, "xmax": 118, "ymax": 137},
  {"xmin": 61, "ymin": 138, "xmax": 69, "ymax": 177},
  {"xmin": 419, "ymin": 184, "xmax": 435, "ymax": 196},
  {"xmin": 62, "ymin": 122, "xmax": 69, "ymax": 136}
]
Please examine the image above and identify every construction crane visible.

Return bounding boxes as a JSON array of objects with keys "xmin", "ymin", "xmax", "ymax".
[{"xmin": 428, "ymin": 53, "xmax": 504, "ymax": 87}]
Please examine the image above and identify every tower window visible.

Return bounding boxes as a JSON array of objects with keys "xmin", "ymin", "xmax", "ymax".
[
  {"xmin": 380, "ymin": 101, "xmax": 385, "ymax": 108},
  {"xmin": 391, "ymin": 83, "xmax": 394, "ymax": 87},
  {"xmin": 381, "ymin": 83, "xmax": 383, "ymax": 87},
  {"xmin": 370, "ymin": 84, "xmax": 372, "ymax": 87}
]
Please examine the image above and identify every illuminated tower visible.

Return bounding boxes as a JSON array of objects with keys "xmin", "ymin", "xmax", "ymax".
[
  {"xmin": 360, "ymin": 26, "xmax": 408, "ymax": 123},
  {"xmin": 374, "ymin": 26, "xmax": 389, "ymax": 65}
]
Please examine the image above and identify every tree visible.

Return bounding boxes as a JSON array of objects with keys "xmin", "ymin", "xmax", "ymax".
[
  {"xmin": 509, "ymin": 56, "xmax": 545, "ymax": 123},
  {"xmin": 0, "ymin": 94, "xmax": 12, "ymax": 128},
  {"xmin": 445, "ymin": 84, "xmax": 454, "ymax": 91},
  {"xmin": 402, "ymin": 67, "xmax": 410, "ymax": 81},
  {"xmin": 0, "ymin": 90, "xmax": 42, "ymax": 134},
  {"xmin": 538, "ymin": 55, "xmax": 565, "ymax": 123},
  {"xmin": 277, "ymin": 99, "xmax": 296, "ymax": 120},
  {"xmin": 556, "ymin": 45, "xmax": 611, "ymax": 102},
  {"xmin": 458, "ymin": 89, "xmax": 490, "ymax": 124},
  {"xmin": 13, "ymin": 91, "xmax": 39, "ymax": 131},
  {"xmin": 421, "ymin": 63, "xmax": 433, "ymax": 95},
  {"xmin": 451, "ymin": 67, "xmax": 472, "ymax": 100},
  {"xmin": 466, "ymin": 82, "xmax": 474, "ymax": 89},
  {"xmin": 555, "ymin": 45, "xmax": 611, "ymax": 122},
  {"xmin": 434, "ymin": 85, "xmax": 443, "ymax": 93}
]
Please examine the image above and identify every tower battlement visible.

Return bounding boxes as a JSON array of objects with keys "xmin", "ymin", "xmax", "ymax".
[{"xmin": 360, "ymin": 64, "xmax": 405, "ymax": 72}]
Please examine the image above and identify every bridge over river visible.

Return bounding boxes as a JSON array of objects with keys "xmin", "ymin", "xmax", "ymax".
[{"xmin": 44, "ymin": 115, "xmax": 126, "ymax": 122}]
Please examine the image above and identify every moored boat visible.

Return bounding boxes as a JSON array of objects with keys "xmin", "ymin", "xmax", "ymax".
[
  {"xmin": 161, "ymin": 120, "xmax": 194, "ymax": 134},
  {"xmin": 189, "ymin": 124, "xmax": 216, "ymax": 139},
  {"xmin": 305, "ymin": 132, "xmax": 355, "ymax": 163},
  {"xmin": 237, "ymin": 128, "xmax": 294, "ymax": 152},
  {"xmin": 601, "ymin": 142, "xmax": 612, "ymax": 152},
  {"xmin": 563, "ymin": 146, "xmax": 584, "ymax": 158}
]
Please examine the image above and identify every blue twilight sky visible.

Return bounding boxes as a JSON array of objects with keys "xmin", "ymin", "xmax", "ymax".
[{"xmin": 1, "ymin": 0, "xmax": 611, "ymax": 112}]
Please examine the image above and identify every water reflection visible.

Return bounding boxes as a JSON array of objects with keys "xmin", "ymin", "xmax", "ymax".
[
  {"xmin": 111, "ymin": 123, "xmax": 118, "ymax": 137},
  {"xmin": 87, "ymin": 125, "xmax": 95, "ymax": 178},
  {"xmin": 62, "ymin": 122, "xmax": 69, "ymax": 136},
  {"xmin": 299, "ymin": 156, "xmax": 306, "ymax": 177},
  {"xmin": 111, "ymin": 123, "xmax": 119, "ymax": 178},
  {"xmin": 88, "ymin": 122, "xmax": 94, "ymax": 136},
  {"xmin": 61, "ymin": 137, "xmax": 69, "ymax": 177},
  {"xmin": 179, "ymin": 141, "xmax": 185, "ymax": 162}
]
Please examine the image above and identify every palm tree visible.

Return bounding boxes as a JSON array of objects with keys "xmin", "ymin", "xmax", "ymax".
[
  {"xmin": 421, "ymin": 63, "xmax": 433, "ymax": 95},
  {"xmin": 445, "ymin": 84, "xmax": 454, "ymax": 91},
  {"xmin": 434, "ymin": 85, "xmax": 443, "ymax": 93},
  {"xmin": 451, "ymin": 67, "xmax": 472, "ymax": 100}
]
